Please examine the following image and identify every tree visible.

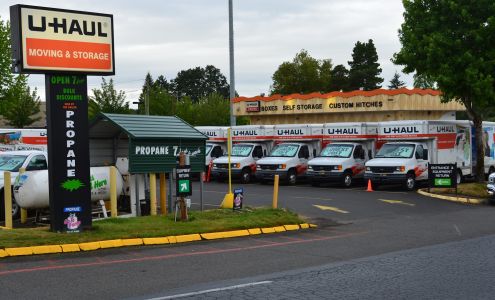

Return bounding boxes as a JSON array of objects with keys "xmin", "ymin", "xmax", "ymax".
[
  {"xmin": 170, "ymin": 65, "xmax": 230, "ymax": 102},
  {"xmin": 393, "ymin": 0, "xmax": 495, "ymax": 181},
  {"xmin": 89, "ymin": 78, "xmax": 130, "ymax": 120},
  {"xmin": 329, "ymin": 64, "xmax": 350, "ymax": 92},
  {"xmin": 0, "ymin": 18, "xmax": 13, "ymax": 100},
  {"xmin": 413, "ymin": 73, "xmax": 437, "ymax": 89},
  {"xmin": 388, "ymin": 71, "xmax": 406, "ymax": 89},
  {"xmin": 348, "ymin": 39, "xmax": 383, "ymax": 91},
  {"xmin": 2, "ymin": 75, "xmax": 41, "ymax": 128},
  {"xmin": 270, "ymin": 49, "xmax": 333, "ymax": 95}
]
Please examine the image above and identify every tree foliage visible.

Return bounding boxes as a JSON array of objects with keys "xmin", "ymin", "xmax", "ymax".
[
  {"xmin": 393, "ymin": 0, "xmax": 495, "ymax": 181},
  {"xmin": 270, "ymin": 50, "xmax": 333, "ymax": 95},
  {"xmin": 2, "ymin": 75, "xmax": 41, "ymax": 128},
  {"xmin": 89, "ymin": 78, "xmax": 130, "ymax": 120},
  {"xmin": 328, "ymin": 64, "xmax": 350, "ymax": 92},
  {"xmin": 388, "ymin": 71, "xmax": 406, "ymax": 89},
  {"xmin": 413, "ymin": 73, "xmax": 437, "ymax": 89},
  {"xmin": 0, "ymin": 18, "xmax": 13, "ymax": 100},
  {"xmin": 169, "ymin": 65, "xmax": 230, "ymax": 102},
  {"xmin": 348, "ymin": 39, "xmax": 383, "ymax": 91}
]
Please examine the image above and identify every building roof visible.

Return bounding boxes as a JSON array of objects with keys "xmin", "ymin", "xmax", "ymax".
[{"xmin": 89, "ymin": 113, "xmax": 207, "ymax": 140}]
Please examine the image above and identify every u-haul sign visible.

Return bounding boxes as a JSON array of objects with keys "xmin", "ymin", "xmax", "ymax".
[{"xmin": 10, "ymin": 5, "xmax": 114, "ymax": 75}]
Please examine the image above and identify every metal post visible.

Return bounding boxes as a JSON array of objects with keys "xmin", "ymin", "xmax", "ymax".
[
  {"xmin": 19, "ymin": 167, "xmax": 27, "ymax": 224},
  {"xmin": 135, "ymin": 175, "xmax": 141, "ymax": 216},
  {"xmin": 160, "ymin": 173, "xmax": 167, "ymax": 215},
  {"xmin": 272, "ymin": 175, "xmax": 279, "ymax": 209},
  {"xmin": 228, "ymin": 128, "xmax": 232, "ymax": 194},
  {"xmin": 200, "ymin": 172, "xmax": 204, "ymax": 211},
  {"xmin": 150, "ymin": 173, "xmax": 157, "ymax": 215},
  {"xmin": 3, "ymin": 171, "xmax": 12, "ymax": 229},
  {"xmin": 168, "ymin": 172, "xmax": 173, "ymax": 214},
  {"xmin": 110, "ymin": 166, "xmax": 118, "ymax": 217},
  {"xmin": 228, "ymin": 0, "xmax": 236, "ymax": 126}
]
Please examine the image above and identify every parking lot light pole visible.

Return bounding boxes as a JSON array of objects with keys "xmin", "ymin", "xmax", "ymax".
[{"xmin": 229, "ymin": 0, "xmax": 236, "ymax": 126}]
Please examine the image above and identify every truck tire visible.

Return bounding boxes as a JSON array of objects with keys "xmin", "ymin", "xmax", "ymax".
[
  {"xmin": 342, "ymin": 171, "xmax": 353, "ymax": 188},
  {"xmin": 287, "ymin": 169, "xmax": 297, "ymax": 185},
  {"xmin": 241, "ymin": 168, "xmax": 251, "ymax": 184},
  {"xmin": 405, "ymin": 173, "xmax": 416, "ymax": 191},
  {"xmin": 0, "ymin": 190, "xmax": 20, "ymax": 220}
]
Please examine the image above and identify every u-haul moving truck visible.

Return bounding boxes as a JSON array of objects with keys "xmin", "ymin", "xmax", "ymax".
[
  {"xmin": 256, "ymin": 124, "xmax": 323, "ymax": 184},
  {"xmin": 364, "ymin": 120, "xmax": 482, "ymax": 190},
  {"xmin": 307, "ymin": 122, "xmax": 378, "ymax": 187},
  {"xmin": 211, "ymin": 125, "xmax": 274, "ymax": 183},
  {"xmin": 0, "ymin": 129, "xmax": 47, "ymax": 152},
  {"xmin": 195, "ymin": 126, "xmax": 228, "ymax": 172}
]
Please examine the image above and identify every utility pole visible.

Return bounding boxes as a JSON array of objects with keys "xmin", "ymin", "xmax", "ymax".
[{"xmin": 228, "ymin": 0, "xmax": 236, "ymax": 126}]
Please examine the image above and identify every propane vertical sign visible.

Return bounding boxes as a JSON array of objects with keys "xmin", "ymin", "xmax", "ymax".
[{"xmin": 10, "ymin": 5, "xmax": 114, "ymax": 232}]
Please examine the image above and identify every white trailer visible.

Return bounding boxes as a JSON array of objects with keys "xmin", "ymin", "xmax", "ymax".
[
  {"xmin": 256, "ymin": 124, "xmax": 323, "ymax": 184},
  {"xmin": 211, "ymin": 125, "xmax": 274, "ymax": 183},
  {"xmin": 307, "ymin": 122, "xmax": 378, "ymax": 187}
]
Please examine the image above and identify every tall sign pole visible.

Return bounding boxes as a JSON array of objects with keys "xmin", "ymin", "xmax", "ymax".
[
  {"xmin": 10, "ymin": 5, "xmax": 115, "ymax": 232},
  {"xmin": 228, "ymin": 0, "xmax": 236, "ymax": 126}
]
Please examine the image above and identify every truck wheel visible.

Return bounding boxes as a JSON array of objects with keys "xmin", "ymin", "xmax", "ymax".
[
  {"xmin": 342, "ymin": 172, "xmax": 353, "ymax": 188},
  {"xmin": 241, "ymin": 168, "xmax": 251, "ymax": 184},
  {"xmin": 0, "ymin": 191, "xmax": 20, "ymax": 220},
  {"xmin": 287, "ymin": 169, "xmax": 297, "ymax": 185},
  {"xmin": 405, "ymin": 174, "xmax": 416, "ymax": 191}
]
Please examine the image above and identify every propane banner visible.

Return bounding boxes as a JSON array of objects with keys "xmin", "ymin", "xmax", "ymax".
[
  {"xmin": 46, "ymin": 75, "xmax": 91, "ymax": 232},
  {"xmin": 10, "ymin": 5, "xmax": 114, "ymax": 75}
]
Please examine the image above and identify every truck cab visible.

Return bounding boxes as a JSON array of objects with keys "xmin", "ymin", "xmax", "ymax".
[
  {"xmin": 365, "ymin": 142, "xmax": 429, "ymax": 191},
  {"xmin": 195, "ymin": 126, "xmax": 228, "ymax": 173},
  {"xmin": 307, "ymin": 142, "xmax": 371, "ymax": 187},
  {"xmin": 205, "ymin": 142, "xmax": 226, "ymax": 172},
  {"xmin": 211, "ymin": 142, "xmax": 269, "ymax": 183},
  {"xmin": 256, "ymin": 141, "xmax": 318, "ymax": 185}
]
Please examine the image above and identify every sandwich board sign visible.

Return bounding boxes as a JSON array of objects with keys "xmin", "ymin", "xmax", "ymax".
[{"xmin": 10, "ymin": 5, "xmax": 114, "ymax": 232}]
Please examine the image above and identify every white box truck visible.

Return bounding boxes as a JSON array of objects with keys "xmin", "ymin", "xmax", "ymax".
[
  {"xmin": 211, "ymin": 125, "xmax": 274, "ymax": 183},
  {"xmin": 195, "ymin": 126, "xmax": 228, "ymax": 173},
  {"xmin": 364, "ymin": 120, "xmax": 488, "ymax": 190},
  {"xmin": 307, "ymin": 122, "xmax": 378, "ymax": 187},
  {"xmin": 256, "ymin": 124, "xmax": 323, "ymax": 185}
]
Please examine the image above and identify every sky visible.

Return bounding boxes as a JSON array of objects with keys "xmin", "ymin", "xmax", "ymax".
[{"xmin": 0, "ymin": 0, "xmax": 412, "ymax": 106}]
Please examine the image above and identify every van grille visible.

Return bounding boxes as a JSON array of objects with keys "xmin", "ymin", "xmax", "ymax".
[{"xmin": 370, "ymin": 166, "xmax": 396, "ymax": 173}]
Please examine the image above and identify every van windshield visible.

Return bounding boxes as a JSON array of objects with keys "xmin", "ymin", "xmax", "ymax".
[
  {"xmin": 375, "ymin": 144, "xmax": 415, "ymax": 158},
  {"xmin": 205, "ymin": 144, "xmax": 213, "ymax": 155},
  {"xmin": 320, "ymin": 144, "xmax": 354, "ymax": 158},
  {"xmin": 231, "ymin": 145, "xmax": 253, "ymax": 157},
  {"xmin": 269, "ymin": 144, "xmax": 299, "ymax": 157},
  {"xmin": 0, "ymin": 154, "xmax": 28, "ymax": 172}
]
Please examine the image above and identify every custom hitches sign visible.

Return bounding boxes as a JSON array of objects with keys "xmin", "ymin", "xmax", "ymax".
[
  {"xmin": 10, "ymin": 5, "xmax": 114, "ymax": 75},
  {"xmin": 428, "ymin": 164, "xmax": 457, "ymax": 188}
]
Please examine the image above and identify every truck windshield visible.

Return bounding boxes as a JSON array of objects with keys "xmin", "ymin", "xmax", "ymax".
[
  {"xmin": 375, "ymin": 144, "xmax": 415, "ymax": 158},
  {"xmin": 269, "ymin": 144, "xmax": 299, "ymax": 157},
  {"xmin": 231, "ymin": 145, "xmax": 253, "ymax": 157},
  {"xmin": 320, "ymin": 144, "xmax": 354, "ymax": 158},
  {"xmin": 205, "ymin": 144, "xmax": 213, "ymax": 155},
  {"xmin": 0, "ymin": 155, "xmax": 28, "ymax": 172}
]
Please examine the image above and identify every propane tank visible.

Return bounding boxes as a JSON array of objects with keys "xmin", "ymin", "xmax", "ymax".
[{"xmin": 14, "ymin": 166, "xmax": 124, "ymax": 209}]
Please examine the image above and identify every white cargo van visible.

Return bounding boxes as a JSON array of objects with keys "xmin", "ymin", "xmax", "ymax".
[
  {"xmin": 211, "ymin": 125, "xmax": 274, "ymax": 183},
  {"xmin": 307, "ymin": 123, "xmax": 377, "ymax": 187},
  {"xmin": 364, "ymin": 120, "xmax": 484, "ymax": 190},
  {"xmin": 195, "ymin": 126, "xmax": 228, "ymax": 172},
  {"xmin": 256, "ymin": 124, "xmax": 323, "ymax": 185}
]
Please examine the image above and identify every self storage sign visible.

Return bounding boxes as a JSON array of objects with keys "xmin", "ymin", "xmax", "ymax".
[{"xmin": 10, "ymin": 5, "xmax": 114, "ymax": 74}]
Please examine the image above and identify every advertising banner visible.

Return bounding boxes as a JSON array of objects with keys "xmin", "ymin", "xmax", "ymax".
[
  {"xmin": 233, "ymin": 188, "xmax": 243, "ymax": 211},
  {"xmin": 46, "ymin": 74, "xmax": 91, "ymax": 232}
]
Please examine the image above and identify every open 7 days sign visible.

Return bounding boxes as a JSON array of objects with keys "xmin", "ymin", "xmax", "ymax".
[{"xmin": 10, "ymin": 5, "xmax": 114, "ymax": 75}]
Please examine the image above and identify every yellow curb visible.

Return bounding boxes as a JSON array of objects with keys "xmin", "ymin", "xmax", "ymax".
[
  {"xmin": 79, "ymin": 242, "xmax": 101, "ymax": 251},
  {"xmin": 418, "ymin": 189, "xmax": 485, "ymax": 205},
  {"xmin": 284, "ymin": 224, "xmax": 300, "ymax": 231},
  {"xmin": 273, "ymin": 226, "xmax": 286, "ymax": 233},
  {"xmin": 0, "ymin": 249, "xmax": 9, "ymax": 258},
  {"xmin": 121, "ymin": 238, "xmax": 143, "ymax": 246},
  {"xmin": 201, "ymin": 230, "xmax": 250, "ymax": 240},
  {"xmin": 201, "ymin": 232, "xmax": 225, "ymax": 240},
  {"xmin": 5, "ymin": 247, "xmax": 33, "ymax": 256},
  {"xmin": 99, "ymin": 239, "xmax": 124, "ymax": 249},
  {"xmin": 61, "ymin": 244, "xmax": 80, "ymax": 253},
  {"xmin": 248, "ymin": 228, "xmax": 262, "ymax": 235},
  {"xmin": 261, "ymin": 227, "xmax": 276, "ymax": 234},
  {"xmin": 32, "ymin": 245, "xmax": 62, "ymax": 255},
  {"xmin": 309, "ymin": 224, "xmax": 318, "ymax": 228},
  {"xmin": 0, "ymin": 226, "xmax": 12, "ymax": 230},
  {"xmin": 142, "ymin": 237, "xmax": 169, "ymax": 245},
  {"xmin": 167, "ymin": 236, "xmax": 177, "ymax": 244},
  {"xmin": 299, "ymin": 223, "xmax": 310, "ymax": 229},
  {"xmin": 175, "ymin": 234, "xmax": 202, "ymax": 243}
]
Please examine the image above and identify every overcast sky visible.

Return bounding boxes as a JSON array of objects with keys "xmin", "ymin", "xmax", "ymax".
[{"xmin": 1, "ymin": 0, "xmax": 412, "ymax": 106}]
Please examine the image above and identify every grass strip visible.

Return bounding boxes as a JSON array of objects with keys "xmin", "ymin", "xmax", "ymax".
[
  {"xmin": 0, "ymin": 207, "xmax": 303, "ymax": 248},
  {"xmin": 429, "ymin": 182, "xmax": 489, "ymax": 199}
]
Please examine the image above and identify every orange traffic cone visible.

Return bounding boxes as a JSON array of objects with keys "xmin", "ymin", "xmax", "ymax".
[{"xmin": 366, "ymin": 179, "xmax": 374, "ymax": 192}]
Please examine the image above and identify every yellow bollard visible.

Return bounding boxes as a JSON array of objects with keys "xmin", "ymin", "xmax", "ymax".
[
  {"xmin": 4, "ymin": 171, "xmax": 12, "ymax": 229},
  {"xmin": 272, "ymin": 175, "xmax": 279, "ymax": 209},
  {"xmin": 150, "ymin": 173, "xmax": 157, "ymax": 216},
  {"xmin": 19, "ymin": 168, "xmax": 27, "ymax": 224},
  {"xmin": 160, "ymin": 173, "xmax": 167, "ymax": 215},
  {"xmin": 110, "ymin": 166, "xmax": 118, "ymax": 217}
]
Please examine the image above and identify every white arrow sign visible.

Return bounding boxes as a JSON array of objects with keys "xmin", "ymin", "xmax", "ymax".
[{"xmin": 180, "ymin": 182, "xmax": 188, "ymax": 192}]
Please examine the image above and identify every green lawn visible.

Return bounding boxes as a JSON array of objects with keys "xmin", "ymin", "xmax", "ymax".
[
  {"xmin": 0, "ymin": 207, "xmax": 304, "ymax": 248},
  {"xmin": 429, "ymin": 182, "xmax": 490, "ymax": 199}
]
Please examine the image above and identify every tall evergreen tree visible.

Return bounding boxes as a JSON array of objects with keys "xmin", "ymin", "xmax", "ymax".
[
  {"xmin": 328, "ymin": 64, "xmax": 350, "ymax": 92},
  {"xmin": 2, "ymin": 75, "xmax": 41, "ymax": 128},
  {"xmin": 89, "ymin": 78, "xmax": 130, "ymax": 119},
  {"xmin": 348, "ymin": 39, "xmax": 383, "ymax": 91},
  {"xmin": 0, "ymin": 18, "xmax": 13, "ymax": 100},
  {"xmin": 388, "ymin": 71, "xmax": 406, "ymax": 89}
]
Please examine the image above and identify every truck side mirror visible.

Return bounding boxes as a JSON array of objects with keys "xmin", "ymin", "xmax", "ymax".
[{"xmin": 423, "ymin": 149, "xmax": 429, "ymax": 160}]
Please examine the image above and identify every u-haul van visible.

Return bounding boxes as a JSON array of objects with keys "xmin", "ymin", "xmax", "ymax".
[
  {"xmin": 256, "ymin": 124, "xmax": 323, "ymax": 184},
  {"xmin": 307, "ymin": 122, "xmax": 378, "ymax": 187},
  {"xmin": 211, "ymin": 125, "xmax": 274, "ymax": 183},
  {"xmin": 0, "ymin": 129, "xmax": 47, "ymax": 152},
  {"xmin": 195, "ymin": 126, "xmax": 228, "ymax": 172},
  {"xmin": 364, "ymin": 120, "xmax": 472, "ymax": 190}
]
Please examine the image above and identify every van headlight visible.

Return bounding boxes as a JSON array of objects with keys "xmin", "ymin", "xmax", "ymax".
[
  {"xmin": 213, "ymin": 164, "xmax": 218, "ymax": 168},
  {"xmin": 333, "ymin": 165, "xmax": 343, "ymax": 171},
  {"xmin": 366, "ymin": 166, "xmax": 371, "ymax": 171},
  {"xmin": 308, "ymin": 165, "xmax": 313, "ymax": 170},
  {"xmin": 395, "ymin": 166, "xmax": 405, "ymax": 172},
  {"xmin": 256, "ymin": 165, "xmax": 261, "ymax": 170},
  {"xmin": 278, "ymin": 164, "xmax": 286, "ymax": 169}
]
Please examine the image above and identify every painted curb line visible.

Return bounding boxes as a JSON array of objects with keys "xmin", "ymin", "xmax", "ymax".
[
  {"xmin": 417, "ymin": 188, "xmax": 486, "ymax": 205},
  {"xmin": 0, "ymin": 223, "xmax": 317, "ymax": 259}
]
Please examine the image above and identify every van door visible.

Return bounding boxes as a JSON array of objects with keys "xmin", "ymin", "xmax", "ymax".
[
  {"xmin": 353, "ymin": 145, "xmax": 366, "ymax": 177},
  {"xmin": 297, "ymin": 145, "xmax": 310, "ymax": 175},
  {"xmin": 415, "ymin": 144, "xmax": 429, "ymax": 180}
]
